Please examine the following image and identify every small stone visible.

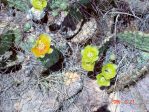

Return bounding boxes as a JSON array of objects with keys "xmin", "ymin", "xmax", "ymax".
[
  {"xmin": 14, "ymin": 101, "xmax": 22, "ymax": 111},
  {"xmin": 71, "ymin": 18, "xmax": 97, "ymax": 43},
  {"xmin": 64, "ymin": 72, "xmax": 81, "ymax": 85}
]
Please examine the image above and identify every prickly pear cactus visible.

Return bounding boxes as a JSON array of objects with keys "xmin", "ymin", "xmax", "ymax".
[
  {"xmin": 0, "ymin": 30, "xmax": 22, "ymax": 72},
  {"xmin": 118, "ymin": 31, "xmax": 149, "ymax": 67},
  {"xmin": 118, "ymin": 31, "xmax": 149, "ymax": 52},
  {"xmin": 39, "ymin": 47, "xmax": 63, "ymax": 68},
  {"xmin": 0, "ymin": 30, "xmax": 15, "ymax": 55},
  {"xmin": 49, "ymin": 0, "xmax": 69, "ymax": 16},
  {"xmin": 7, "ymin": 0, "xmax": 30, "ymax": 12}
]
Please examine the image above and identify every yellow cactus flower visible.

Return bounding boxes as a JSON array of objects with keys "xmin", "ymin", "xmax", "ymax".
[
  {"xmin": 96, "ymin": 73, "xmax": 110, "ymax": 87},
  {"xmin": 102, "ymin": 63, "xmax": 117, "ymax": 80},
  {"xmin": 31, "ymin": 33, "xmax": 53, "ymax": 58},
  {"xmin": 31, "ymin": 0, "xmax": 47, "ymax": 11},
  {"xmin": 81, "ymin": 62, "xmax": 95, "ymax": 71}
]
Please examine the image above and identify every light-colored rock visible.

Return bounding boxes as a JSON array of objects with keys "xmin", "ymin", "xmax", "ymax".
[{"xmin": 71, "ymin": 18, "xmax": 97, "ymax": 43}]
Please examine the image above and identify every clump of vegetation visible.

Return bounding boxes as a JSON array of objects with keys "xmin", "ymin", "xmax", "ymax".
[
  {"xmin": 0, "ymin": 30, "xmax": 15, "ymax": 55},
  {"xmin": 0, "ymin": 30, "xmax": 23, "ymax": 72},
  {"xmin": 7, "ymin": 0, "xmax": 30, "ymax": 12},
  {"xmin": 81, "ymin": 45, "xmax": 117, "ymax": 88},
  {"xmin": 49, "ymin": 0, "xmax": 69, "ymax": 16}
]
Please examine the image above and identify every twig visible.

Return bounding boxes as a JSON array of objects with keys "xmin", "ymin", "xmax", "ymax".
[{"xmin": 109, "ymin": 11, "xmax": 142, "ymax": 21}]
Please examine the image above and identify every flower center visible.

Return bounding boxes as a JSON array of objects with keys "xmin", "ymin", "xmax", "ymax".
[
  {"xmin": 37, "ymin": 41, "xmax": 45, "ymax": 51},
  {"xmin": 87, "ymin": 52, "xmax": 93, "ymax": 57},
  {"xmin": 101, "ymin": 77, "xmax": 105, "ymax": 81}
]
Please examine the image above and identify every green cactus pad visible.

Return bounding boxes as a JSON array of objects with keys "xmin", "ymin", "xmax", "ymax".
[
  {"xmin": 0, "ymin": 30, "xmax": 15, "ymax": 55},
  {"xmin": 118, "ymin": 31, "xmax": 149, "ymax": 52}
]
